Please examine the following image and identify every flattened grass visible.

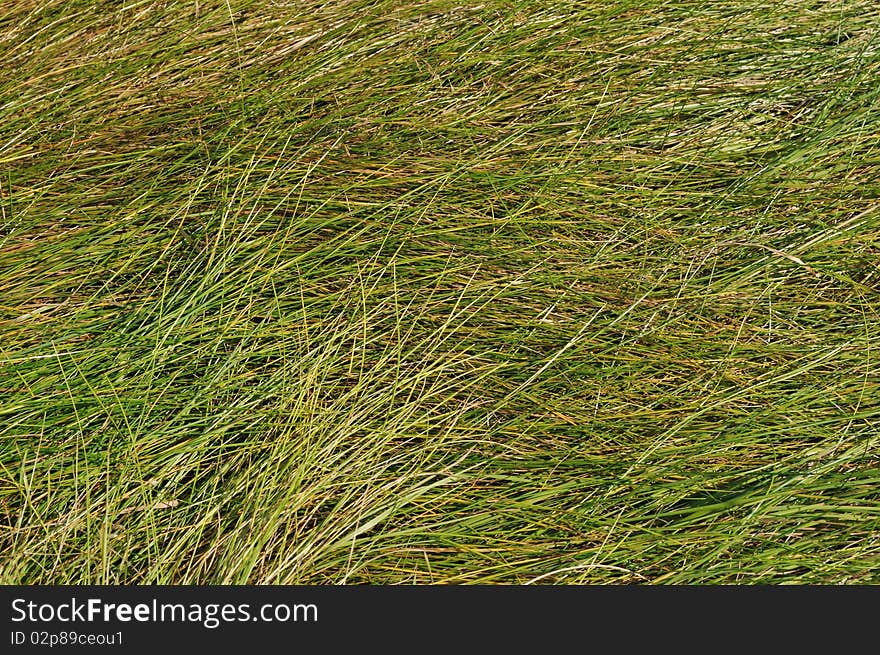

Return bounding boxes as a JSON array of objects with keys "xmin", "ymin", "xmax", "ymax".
[{"xmin": 1, "ymin": 0, "xmax": 879, "ymax": 583}]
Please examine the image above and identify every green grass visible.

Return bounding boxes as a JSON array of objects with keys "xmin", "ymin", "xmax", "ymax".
[{"xmin": 2, "ymin": 0, "xmax": 879, "ymax": 584}]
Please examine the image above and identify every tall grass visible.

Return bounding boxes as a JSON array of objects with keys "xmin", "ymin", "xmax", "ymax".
[{"xmin": 1, "ymin": 0, "xmax": 879, "ymax": 583}]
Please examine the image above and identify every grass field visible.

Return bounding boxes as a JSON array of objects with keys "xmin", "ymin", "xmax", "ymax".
[{"xmin": 2, "ymin": 0, "xmax": 879, "ymax": 584}]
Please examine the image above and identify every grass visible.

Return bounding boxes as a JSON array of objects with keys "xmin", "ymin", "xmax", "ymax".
[{"xmin": 1, "ymin": 0, "xmax": 879, "ymax": 584}]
